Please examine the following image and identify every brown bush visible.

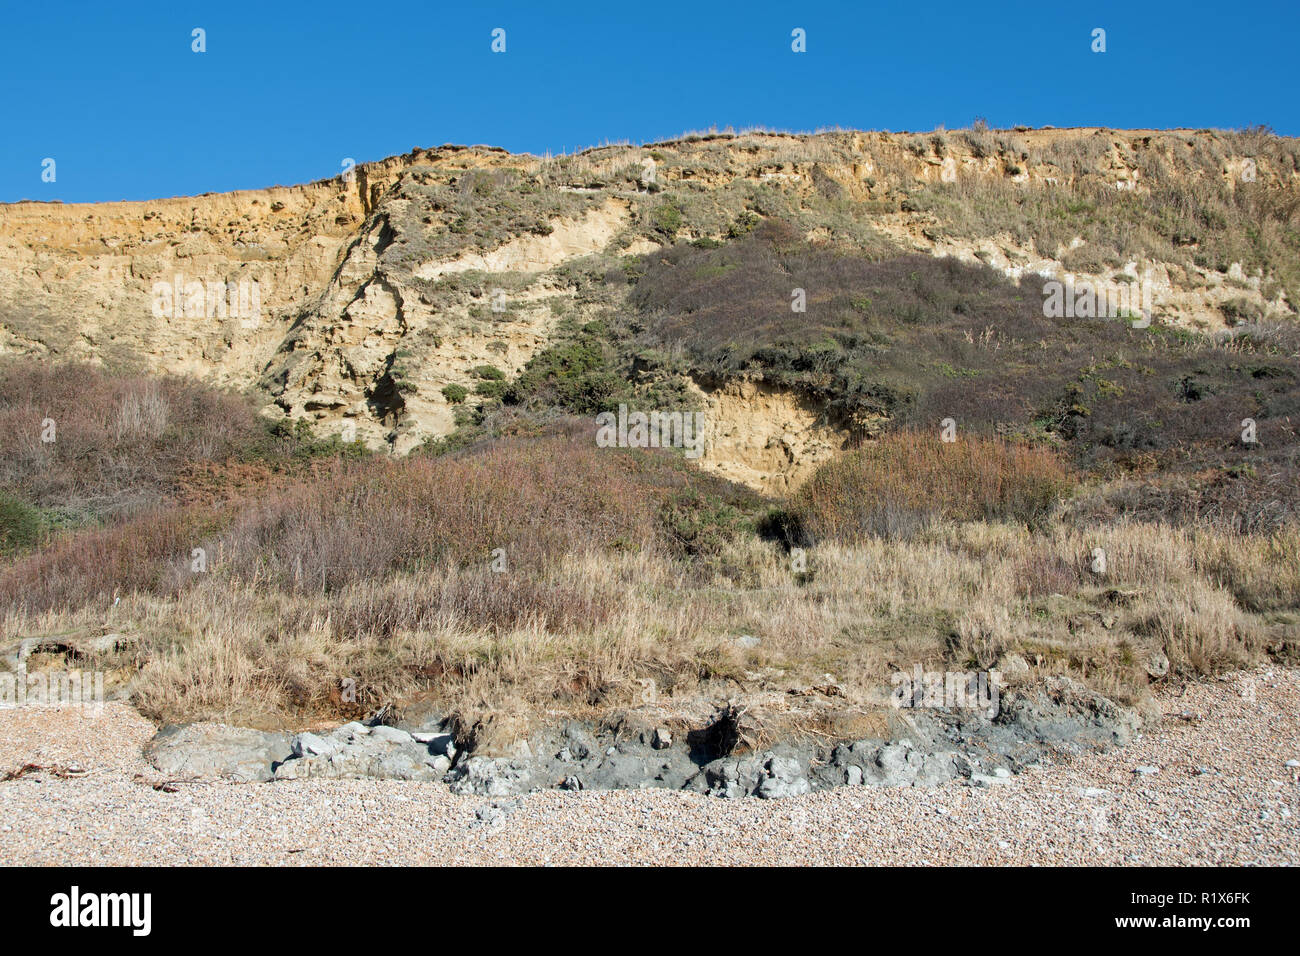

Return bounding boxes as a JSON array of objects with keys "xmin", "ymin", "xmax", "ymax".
[
  {"xmin": 0, "ymin": 428, "xmax": 757, "ymax": 615},
  {"xmin": 792, "ymin": 431, "xmax": 1075, "ymax": 542},
  {"xmin": 0, "ymin": 361, "xmax": 278, "ymax": 521}
]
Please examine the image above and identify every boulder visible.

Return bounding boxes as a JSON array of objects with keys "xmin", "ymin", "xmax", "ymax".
[
  {"xmin": 447, "ymin": 757, "xmax": 532, "ymax": 797},
  {"xmin": 754, "ymin": 755, "xmax": 810, "ymax": 799},
  {"xmin": 293, "ymin": 731, "xmax": 342, "ymax": 758},
  {"xmin": 368, "ymin": 725, "xmax": 414, "ymax": 745},
  {"xmin": 145, "ymin": 724, "xmax": 293, "ymax": 783}
]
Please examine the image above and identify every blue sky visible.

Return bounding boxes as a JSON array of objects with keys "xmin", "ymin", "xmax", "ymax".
[{"xmin": 3, "ymin": 0, "xmax": 1297, "ymax": 203}]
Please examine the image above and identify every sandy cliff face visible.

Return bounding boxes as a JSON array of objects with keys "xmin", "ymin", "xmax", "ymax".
[{"xmin": 2, "ymin": 128, "xmax": 1295, "ymax": 483}]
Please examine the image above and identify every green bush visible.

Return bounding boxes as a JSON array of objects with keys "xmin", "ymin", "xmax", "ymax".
[
  {"xmin": 442, "ymin": 384, "xmax": 469, "ymax": 404},
  {"xmin": 504, "ymin": 319, "xmax": 630, "ymax": 414},
  {"xmin": 651, "ymin": 202, "xmax": 683, "ymax": 239},
  {"xmin": 0, "ymin": 493, "xmax": 44, "ymax": 553}
]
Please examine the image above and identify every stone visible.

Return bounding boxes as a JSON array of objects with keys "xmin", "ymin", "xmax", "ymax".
[
  {"xmin": 754, "ymin": 755, "xmax": 810, "ymax": 800},
  {"xmin": 845, "ymin": 765, "xmax": 863, "ymax": 786},
  {"xmin": 1134, "ymin": 765, "xmax": 1160, "ymax": 776},
  {"xmin": 145, "ymin": 724, "xmax": 293, "ymax": 783},
  {"xmin": 562, "ymin": 724, "xmax": 594, "ymax": 760},
  {"xmin": 447, "ymin": 757, "xmax": 531, "ymax": 797},
  {"xmin": 736, "ymin": 635, "xmax": 761, "ymax": 649},
  {"xmin": 274, "ymin": 745, "xmax": 443, "ymax": 782},
  {"xmin": 997, "ymin": 653, "xmax": 1030, "ymax": 678},
  {"xmin": 652, "ymin": 728, "xmax": 672, "ymax": 750},
  {"xmin": 864, "ymin": 741, "xmax": 921, "ymax": 787},
  {"xmin": 293, "ymin": 731, "xmax": 341, "ymax": 758},
  {"xmin": 1144, "ymin": 650, "xmax": 1170, "ymax": 679},
  {"xmin": 699, "ymin": 757, "xmax": 753, "ymax": 799},
  {"xmin": 1285, "ymin": 759, "xmax": 1299, "ymax": 769},
  {"xmin": 427, "ymin": 755, "xmax": 452, "ymax": 775},
  {"xmin": 368, "ymin": 725, "xmax": 413, "ymax": 745},
  {"xmin": 913, "ymin": 752, "xmax": 958, "ymax": 787}
]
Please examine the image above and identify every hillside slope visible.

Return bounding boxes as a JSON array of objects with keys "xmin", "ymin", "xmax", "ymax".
[{"xmin": 2, "ymin": 127, "xmax": 1297, "ymax": 479}]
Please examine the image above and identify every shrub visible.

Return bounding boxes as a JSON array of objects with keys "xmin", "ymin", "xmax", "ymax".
[
  {"xmin": 504, "ymin": 320, "xmax": 630, "ymax": 414},
  {"xmin": 0, "ymin": 492, "xmax": 43, "ymax": 553},
  {"xmin": 793, "ymin": 431, "xmax": 1075, "ymax": 541},
  {"xmin": 441, "ymin": 384, "xmax": 469, "ymax": 404},
  {"xmin": 650, "ymin": 201, "xmax": 683, "ymax": 239},
  {"xmin": 0, "ymin": 430, "xmax": 763, "ymax": 613},
  {"xmin": 0, "ymin": 361, "xmax": 323, "ymax": 523}
]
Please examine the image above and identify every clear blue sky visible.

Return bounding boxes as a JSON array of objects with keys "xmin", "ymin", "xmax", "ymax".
[{"xmin": 4, "ymin": 0, "xmax": 1297, "ymax": 203}]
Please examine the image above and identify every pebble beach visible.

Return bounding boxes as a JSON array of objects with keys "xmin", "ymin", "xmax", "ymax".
[{"xmin": 2, "ymin": 668, "xmax": 1296, "ymax": 866}]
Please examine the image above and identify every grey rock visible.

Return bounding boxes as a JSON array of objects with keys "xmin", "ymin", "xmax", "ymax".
[
  {"xmin": 145, "ymin": 724, "xmax": 293, "ymax": 783},
  {"xmin": 428, "ymin": 755, "xmax": 452, "ymax": 775},
  {"xmin": 562, "ymin": 723, "xmax": 594, "ymax": 760},
  {"xmin": 754, "ymin": 755, "xmax": 810, "ymax": 799},
  {"xmin": 652, "ymin": 728, "xmax": 672, "ymax": 750},
  {"xmin": 864, "ymin": 741, "xmax": 921, "ymax": 787},
  {"xmin": 1134, "ymin": 765, "xmax": 1160, "ymax": 776},
  {"xmin": 698, "ymin": 757, "xmax": 757, "ymax": 799},
  {"xmin": 914, "ymin": 752, "xmax": 958, "ymax": 787},
  {"xmin": 588, "ymin": 751, "xmax": 665, "ymax": 790},
  {"xmin": 448, "ymin": 757, "xmax": 531, "ymax": 797},
  {"xmin": 736, "ymin": 635, "xmax": 761, "ymax": 649},
  {"xmin": 845, "ymin": 765, "xmax": 863, "ymax": 786},
  {"xmin": 368, "ymin": 725, "xmax": 413, "ymax": 746},
  {"xmin": 293, "ymin": 731, "xmax": 342, "ymax": 758},
  {"xmin": 1285, "ymin": 759, "xmax": 1299, "ymax": 769},
  {"xmin": 1144, "ymin": 650, "xmax": 1170, "ymax": 679},
  {"xmin": 274, "ymin": 745, "xmax": 444, "ymax": 782}
]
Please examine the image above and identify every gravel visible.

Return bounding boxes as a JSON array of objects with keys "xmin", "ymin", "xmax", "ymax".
[{"xmin": 2, "ymin": 668, "xmax": 1297, "ymax": 866}]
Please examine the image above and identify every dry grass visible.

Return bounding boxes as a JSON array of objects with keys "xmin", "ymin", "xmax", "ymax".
[
  {"xmin": 5, "ymin": 516, "xmax": 1292, "ymax": 739},
  {"xmin": 1, "ymin": 360, "xmax": 1291, "ymax": 742}
]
